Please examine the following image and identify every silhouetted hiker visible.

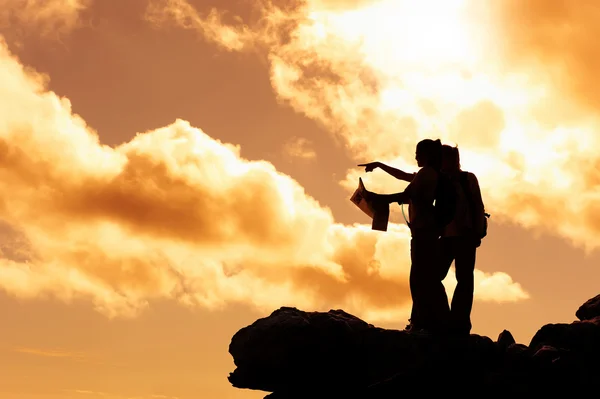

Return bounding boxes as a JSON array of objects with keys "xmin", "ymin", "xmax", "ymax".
[
  {"xmin": 358, "ymin": 161, "xmax": 420, "ymax": 331},
  {"xmin": 437, "ymin": 145, "xmax": 488, "ymax": 336},
  {"xmin": 359, "ymin": 139, "xmax": 453, "ymax": 335}
]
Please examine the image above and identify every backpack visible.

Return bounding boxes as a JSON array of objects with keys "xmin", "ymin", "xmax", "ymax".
[
  {"xmin": 433, "ymin": 172, "xmax": 457, "ymax": 230},
  {"xmin": 459, "ymin": 171, "xmax": 490, "ymax": 240}
]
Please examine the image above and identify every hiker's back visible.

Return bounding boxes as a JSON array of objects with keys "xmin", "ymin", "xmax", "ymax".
[
  {"xmin": 443, "ymin": 173, "xmax": 472, "ymax": 237},
  {"xmin": 443, "ymin": 171, "xmax": 488, "ymax": 239}
]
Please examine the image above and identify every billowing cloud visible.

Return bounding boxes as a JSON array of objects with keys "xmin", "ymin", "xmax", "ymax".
[
  {"xmin": 491, "ymin": 0, "xmax": 600, "ymax": 113},
  {"xmin": 145, "ymin": 0, "xmax": 600, "ymax": 253},
  {"xmin": 0, "ymin": 37, "xmax": 526, "ymax": 322},
  {"xmin": 144, "ymin": 0, "xmax": 260, "ymax": 51},
  {"xmin": 0, "ymin": 0, "xmax": 91, "ymax": 37},
  {"xmin": 14, "ymin": 347, "xmax": 87, "ymax": 361},
  {"xmin": 283, "ymin": 136, "xmax": 316, "ymax": 160},
  {"xmin": 64, "ymin": 389, "xmax": 180, "ymax": 399}
]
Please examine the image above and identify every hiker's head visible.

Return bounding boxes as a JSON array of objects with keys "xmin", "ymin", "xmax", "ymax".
[
  {"xmin": 442, "ymin": 144, "xmax": 461, "ymax": 172},
  {"xmin": 415, "ymin": 139, "xmax": 442, "ymax": 169}
]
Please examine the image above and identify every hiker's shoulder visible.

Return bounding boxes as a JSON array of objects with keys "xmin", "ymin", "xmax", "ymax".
[
  {"xmin": 417, "ymin": 166, "xmax": 438, "ymax": 178},
  {"xmin": 461, "ymin": 170, "xmax": 479, "ymax": 182}
]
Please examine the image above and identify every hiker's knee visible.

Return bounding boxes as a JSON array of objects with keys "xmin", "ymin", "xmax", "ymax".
[
  {"xmin": 455, "ymin": 267, "xmax": 474, "ymax": 286},
  {"xmin": 437, "ymin": 253, "xmax": 454, "ymax": 280},
  {"xmin": 438, "ymin": 268, "xmax": 451, "ymax": 281}
]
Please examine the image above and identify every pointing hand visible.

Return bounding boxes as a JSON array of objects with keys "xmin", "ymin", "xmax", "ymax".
[{"xmin": 357, "ymin": 161, "xmax": 380, "ymax": 173}]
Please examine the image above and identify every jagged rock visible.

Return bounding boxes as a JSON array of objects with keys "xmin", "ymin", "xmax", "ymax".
[
  {"xmin": 502, "ymin": 343, "xmax": 530, "ymax": 369},
  {"xmin": 228, "ymin": 294, "xmax": 600, "ymax": 397},
  {"xmin": 228, "ymin": 307, "xmax": 373, "ymax": 394},
  {"xmin": 576, "ymin": 294, "xmax": 600, "ymax": 320},
  {"xmin": 528, "ymin": 316, "xmax": 600, "ymax": 386},
  {"xmin": 529, "ymin": 317, "xmax": 600, "ymax": 356},
  {"xmin": 497, "ymin": 329, "xmax": 515, "ymax": 350},
  {"xmin": 531, "ymin": 345, "xmax": 560, "ymax": 365}
]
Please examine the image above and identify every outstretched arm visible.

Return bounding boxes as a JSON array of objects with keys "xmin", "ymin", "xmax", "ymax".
[
  {"xmin": 379, "ymin": 163, "xmax": 416, "ymax": 182},
  {"xmin": 365, "ymin": 190, "xmax": 409, "ymax": 204},
  {"xmin": 358, "ymin": 162, "xmax": 415, "ymax": 182}
]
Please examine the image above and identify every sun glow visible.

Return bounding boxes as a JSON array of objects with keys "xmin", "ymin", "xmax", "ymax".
[
  {"xmin": 310, "ymin": 0, "xmax": 475, "ymax": 66},
  {"xmin": 138, "ymin": 0, "xmax": 600, "ymax": 252}
]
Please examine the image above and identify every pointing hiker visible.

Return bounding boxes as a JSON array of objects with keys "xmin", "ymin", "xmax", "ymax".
[{"xmin": 359, "ymin": 139, "xmax": 453, "ymax": 334}]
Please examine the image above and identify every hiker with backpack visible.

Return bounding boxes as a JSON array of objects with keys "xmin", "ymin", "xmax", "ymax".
[
  {"xmin": 438, "ymin": 145, "xmax": 488, "ymax": 336},
  {"xmin": 359, "ymin": 139, "xmax": 453, "ymax": 335},
  {"xmin": 360, "ymin": 144, "xmax": 489, "ymax": 336}
]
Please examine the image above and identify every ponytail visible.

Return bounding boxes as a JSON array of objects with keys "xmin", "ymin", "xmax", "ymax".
[{"xmin": 441, "ymin": 144, "xmax": 461, "ymax": 170}]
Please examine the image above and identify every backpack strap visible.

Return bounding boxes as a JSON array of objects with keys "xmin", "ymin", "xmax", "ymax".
[
  {"xmin": 401, "ymin": 202, "xmax": 411, "ymax": 228},
  {"xmin": 459, "ymin": 171, "xmax": 476, "ymax": 227}
]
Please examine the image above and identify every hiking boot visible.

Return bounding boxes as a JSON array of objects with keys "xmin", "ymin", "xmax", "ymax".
[
  {"xmin": 404, "ymin": 321, "xmax": 432, "ymax": 336},
  {"xmin": 404, "ymin": 319, "xmax": 416, "ymax": 332},
  {"xmin": 410, "ymin": 327, "xmax": 433, "ymax": 337}
]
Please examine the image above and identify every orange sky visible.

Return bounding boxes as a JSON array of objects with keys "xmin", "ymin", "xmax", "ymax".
[{"xmin": 1, "ymin": 1, "xmax": 600, "ymax": 398}]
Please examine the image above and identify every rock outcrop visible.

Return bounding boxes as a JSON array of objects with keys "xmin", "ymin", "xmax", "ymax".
[{"xmin": 228, "ymin": 294, "xmax": 600, "ymax": 397}]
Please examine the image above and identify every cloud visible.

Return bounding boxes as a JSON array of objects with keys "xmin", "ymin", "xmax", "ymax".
[
  {"xmin": 0, "ymin": 0, "xmax": 91, "ymax": 37},
  {"xmin": 145, "ymin": 0, "xmax": 600, "ymax": 253},
  {"xmin": 64, "ymin": 389, "xmax": 180, "ymax": 399},
  {"xmin": 144, "ymin": 0, "xmax": 257, "ymax": 51},
  {"xmin": 66, "ymin": 390, "xmax": 110, "ymax": 397},
  {"xmin": 283, "ymin": 136, "xmax": 317, "ymax": 160},
  {"xmin": 0, "ymin": 36, "xmax": 526, "ymax": 322},
  {"xmin": 491, "ymin": 0, "xmax": 600, "ymax": 113},
  {"xmin": 448, "ymin": 100, "xmax": 505, "ymax": 149},
  {"xmin": 14, "ymin": 347, "xmax": 87, "ymax": 361}
]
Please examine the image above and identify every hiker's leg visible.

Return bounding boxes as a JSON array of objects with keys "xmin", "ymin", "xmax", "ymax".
[
  {"xmin": 450, "ymin": 237, "xmax": 476, "ymax": 334},
  {"xmin": 410, "ymin": 237, "xmax": 449, "ymax": 331},
  {"xmin": 407, "ymin": 303, "xmax": 419, "ymax": 330},
  {"xmin": 438, "ymin": 237, "xmax": 455, "ymax": 281},
  {"xmin": 409, "ymin": 237, "xmax": 427, "ymax": 328},
  {"xmin": 426, "ymin": 237, "xmax": 450, "ymax": 332},
  {"xmin": 425, "ymin": 236, "xmax": 454, "ymax": 333}
]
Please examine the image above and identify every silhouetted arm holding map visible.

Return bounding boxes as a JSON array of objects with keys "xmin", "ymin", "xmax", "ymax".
[
  {"xmin": 363, "ymin": 167, "xmax": 433, "ymax": 205},
  {"xmin": 358, "ymin": 161, "xmax": 420, "ymax": 204},
  {"xmin": 358, "ymin": 161, "xmax": 416, "ymax": 182},
  {"xmin": 369, "ymin": 191, "xmax": 408, "ymax": 204}
]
